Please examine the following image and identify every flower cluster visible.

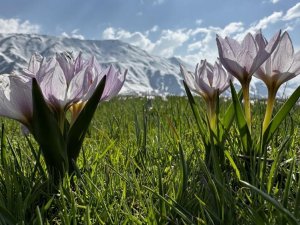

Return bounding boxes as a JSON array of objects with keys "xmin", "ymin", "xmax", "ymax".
[
  {"xmin": 0, "ymin": 52, "xmax": 126, "ymax": 181},
  {"xmin": 181, "ymin": 30, "xmax": 300, "ymax": 133}
]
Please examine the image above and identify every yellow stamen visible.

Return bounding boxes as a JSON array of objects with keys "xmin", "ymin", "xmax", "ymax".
[{"xmin": 70, "ymin": 101, "xmax": 86, "ymax": 124}]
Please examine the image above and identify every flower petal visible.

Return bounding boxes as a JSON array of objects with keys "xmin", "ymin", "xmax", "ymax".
[
  {"xmin": 183, "ymin": 58, "xmax": 231, "ymax": 100},
  {"xmin": 239, "ymin": 33, "xmax": 261, "ymax": 75},
  {"xmin": 289, "ymin": 51, "xmax": 300, "ymax": 75},
  {"xmin": 22, "ymin": 53, "xmax": 43, "ymax": 77},
  {"xmin": 213, "ymin": 62, "xmax": 230, "ymax": 93},
  {"xmin": 36, "ymin": 57, "xmax": 56, "ymax": 83},
  {"xmin": 272, "ymin": 32, "xmax": 294, "ymax": 72},
  {"xmin": 217, "ymin": 36, "xmax": 246, "ymax": 82},
  {"xmin": 275, "ymin": 71, "xmax": 296, "ymax": 86},
  {"xmin": 100, "ymin": 66, "xmax": 127, "ymax": 101},
  {"xmin": 74, "ymin": 52, "xmax": 86, "ymax": 74},
  {"xmin": 66, "ymin": 68, "xmax": 90, "ymax": 105},
  {"xmin": 265, "ymin": 30, "xmax": 282, "ymax": 54},
  {"xmin": 254, "ymin": 30, "xmax": 267, "ymax": 50},
  {"xmin": 56, "ymin": 52, "xmax": 75, "ymax": 84},
  {"xmin": 201, "ymin": 60, "xmax": 214, "ymax": 87},
  {"xmin": 224, "ymin": 37, "xmax": 240, "ymax": 59},
  {"xmin": 39, "ymin": 62, "xmax": 67, "ymax": 110},
  {"xmin": 221, "ymin": 57, "xmax": 245, "ymax": 82},
  {"xmin": 181, "ymin": 65, "xmax": 197, "ymax": 92},
  {"xmin": 241, "ymin": 33, "xmax": 258, "ymax": 60},
  {"xmin": 0, "ymin": 74, "xmax": 32, "ymax": 125},
  {"xmin": 250, "ymin": 31, "xmax": 281, "ymax": 76}
]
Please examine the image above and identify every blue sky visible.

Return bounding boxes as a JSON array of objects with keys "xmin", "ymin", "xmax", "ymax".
[{"xmin": 0, "ymin": 0, "xmax": 300, "ymax": 64}]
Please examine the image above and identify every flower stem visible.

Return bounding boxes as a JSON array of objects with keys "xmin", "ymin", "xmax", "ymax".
[
  {"xmin": 242, "ymin": 82, "xmax": 251, "ymax": 133},
  {"xmin": 207, "ymin": 100, "xmax": 217, "ymax": 133},
  {"xmin": 262, "ymin": 87, "xmax": 277, "ymax": 133}
]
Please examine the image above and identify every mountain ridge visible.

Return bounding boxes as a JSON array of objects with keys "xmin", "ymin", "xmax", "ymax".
[
  {"xmin": 0, "ymin": 33, "xmax": 299, "ymax": 97},
  {"xmin": 0, "ymin": 33, "xmax": 193, "ymax": 96}
]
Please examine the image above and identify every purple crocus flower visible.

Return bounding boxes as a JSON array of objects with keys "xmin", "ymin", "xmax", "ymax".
[
  {"xmin": 22, "ymin": 52, "xmax": 127, "ymax": 115},
  {"xmin": 216, "ymin": 30, "xmax": 281, "ymax": 131},
  {"xmin": 255, "ymin": 31, "xmax": 300, "ymax": 92},
  {"xmin": 216, "ymin": 31, "xmax": 281, "ymax": 85},
  {"xmin": 181, "ymin": 60, "xmax": 232, "ymax": 130},
  {"xmin": 0, "ymin": 52, "xmax": 126, "ymax": 130},
  {"xmin": 181, "ymin": 60, "xmax": 232, "ymax": 102},
  {"xmin": 0, "ymin": 52, "xmax": 127, "ymax": 179},
  {"xmin": 100, "ymin": 65, "xmax": 127, "ymax": 101},
  {"xmin": 254, "ymin": 31, "xmax": 300, "ymax": 132}
]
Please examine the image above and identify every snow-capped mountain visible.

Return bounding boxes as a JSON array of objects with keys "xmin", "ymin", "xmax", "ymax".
[
  {"xmin": 0, "ymin": 33, "xmax": 299, "ymax": 97},
  {"xmin": 0, "ymin": 33, "xmax": 192, "ymax": 96}
]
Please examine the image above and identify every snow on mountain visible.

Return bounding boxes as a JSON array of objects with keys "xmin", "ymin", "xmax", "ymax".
[
  {"xmin": 0, "ymin": 33, "xmax": 192, "ymax": 96},
  {"xmin": 0, "ymin": 33, "xmax": 298, "ymax": 97}
]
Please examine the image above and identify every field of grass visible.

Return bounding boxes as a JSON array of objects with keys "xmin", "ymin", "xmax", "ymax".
[{"xmin": 0, "ymin": 96, "xmax": 299, "ymax": 224}]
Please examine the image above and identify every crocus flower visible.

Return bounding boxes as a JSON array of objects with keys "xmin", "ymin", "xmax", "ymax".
[
  {"xmin": 22, "ymin": 52, "xmax": 127, "ymax": 124},
  {"xmin": 23, "ymin": 52, "xmax": 88, "ymax": 112},
  {"xmin": 181, "ymin": 60, "xmax": 232, "ymax": 101},
  {"xmin": 181, "ymin": 60, "xmax": 232, "ymax": 130},
  {"xmin": 216, "ymin": 30, "xmax": 281, "ymax": 131},
  {"xmin": 0, "ymin": 52, "xmax": 126, "ymax": 132},
  {"xmin": 254, "ymin": 32, "xmax": 300, "ymax": 132},
  {"xmin": 0, "ymin": 52, "xmax": 127, "ymax": 180}
]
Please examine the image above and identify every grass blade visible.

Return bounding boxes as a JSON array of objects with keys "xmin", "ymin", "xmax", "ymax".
[
  {"xmin": 241, "ymin": 180, "xmax": 299, "ymax": 225},
  {"xmin": 224, "ymin": 150, "xmax": 240, "ymax": 180},
  {"xmin": 182, "ymin": 80, "xmax": 208, "ymax": 145},
  {"xmin": 263, "ymin": 86, "xmax": 300, "ymax": 144},
  {"xmin": 67, "ymin": 76, "xmax": 106, "ymax": 172},
  {"xmin": 32, "ymin": 78, "xmax": 66, "ymax": 176},
  {"xmin": 230, "ymin": 82, "xmax": 251, "ymax": 152},
  {"xmin": 221, "ymin": 90, "xmax": 242, "ymax": 133}
]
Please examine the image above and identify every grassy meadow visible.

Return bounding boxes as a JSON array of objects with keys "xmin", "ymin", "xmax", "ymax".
[{"xmin": 0, "ymin": 96, "xmax": 299, "ymax": 224}]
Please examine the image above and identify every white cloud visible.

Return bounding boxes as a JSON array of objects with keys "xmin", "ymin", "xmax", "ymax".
[
  {"xmin": 183, "ymin": 4, "xmax": 299, "ymax": 65},
  {"xmin": 270, "ymin": 0, "xmax": 280, "ymax": 4},
  {"xmin": 283, "ymin": 2, "xmax": 300, "ymax": 20},
  {"xmin": 101, "ymin": 2, "xmax": 300, "ymax": 66},
  {"xmin": 185, "ymin": 11, "xmax": 282, "ymax": 64},
  {"xmin": 150, "ymin": 25, "xmax": 159, "ymax": 32},
  {"xmin": 0, "ymin": 18, "xmax": 40, "ymax": 34},
  {"xmin": 102, "ymin": 27, "xmax": 115, "ymax": 39},
  {"xmin": 102, "ymin": 27, "xmax": 154, "ymax": 52},
  {"xmin": 233, "ymin": 11, "xmax": 282, "ymax": 40},
  {"xmin": 283, "ymin": 18, "xmax": 300, "ymax": 32},
  {"xmin": 191, "ymin": 22, "xmax": 243, "ymax": 38},
  {"xmin": 101, "ymin": 22, "xmax": 243, "ymax": 64},
  {"xmin": 61, "ymin": 29, "xmax": 85, "ymax": 40},
  {"xmin": 185, "ymin": 22, "xmax": 244, "ymax": 64},
  {"xmin": 145, "ymin": 25, "xmax": 159, "ymax": 35},
  {"xmin": 102, "ymin": 27, "xmax": 190, "ymax": 58},
  {"xmin": 153, "ymin": 0, "xmax": 165, "ymax": 5},
  {"xmin": 222, "ymin": 22, "xmax": 244, "ymax": 35},
  {"xmin": 195, "ymin": 19, "xmax": 203, "ymax": 25},
  {"xmin": 255, "ymin": 11, "xmax": 283, "ymax": 29},
  {"xmin": 231, "ymin": 3, "xmax": 300, "ymax": 40},
  {"xmin": 187, "ymin": 41, "xmax": 203, "ymax": 52},
  {"xmin": 151, "ymin": 29, "xmax": 190, "ymax": 57},
  {"xmin": 188, "ymin": 29, "xmax": 214, "ymax": 52}
]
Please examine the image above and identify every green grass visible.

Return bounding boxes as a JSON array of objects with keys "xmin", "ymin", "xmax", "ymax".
[{"xmin": 0, "ymin": 96, "xmax": 299, "ymax": 224}]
